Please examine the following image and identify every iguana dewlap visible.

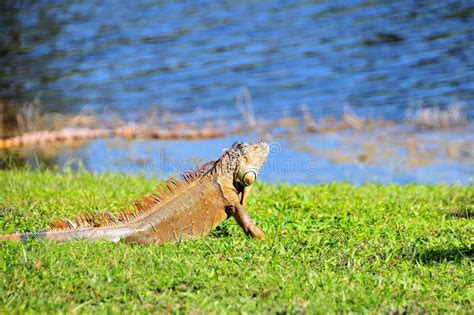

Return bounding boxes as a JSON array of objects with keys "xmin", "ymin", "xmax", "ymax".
[{"xmin": 0, "ymin": 141, "xmax": 269, "ymax": 245}]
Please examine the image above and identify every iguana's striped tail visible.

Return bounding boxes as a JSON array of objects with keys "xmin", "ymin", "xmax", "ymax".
[
  {"xmin": 0, "ymin": 161, "xmax": 217, "ymax": 244},
  {"xmin": 0, "ymin": 231, "xmax": 47, "ymax": 242},
  {"xmin": 0, "ymin": 228, "xmax": 127, "ymax": 242}
]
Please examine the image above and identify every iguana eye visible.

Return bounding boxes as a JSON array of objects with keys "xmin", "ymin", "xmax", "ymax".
[
  {"xmin": 243, "ymin": 171, "xmax": 256, "ymax": 186},
  {"xmin": 243, "ymin": 157, "xmax": 248, "ymax": 163}
]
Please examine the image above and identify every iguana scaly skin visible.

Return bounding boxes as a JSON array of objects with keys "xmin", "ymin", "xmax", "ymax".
[{"xmin": 0, "ymin": 141, "xmax": 269, "ymax": 245}]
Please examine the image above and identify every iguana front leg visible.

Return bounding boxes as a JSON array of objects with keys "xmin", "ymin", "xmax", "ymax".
[
  {"xmin": 227, "ymin": 202, "xmax": 265, "ymax": 239},
  {"xmin": 240, "ymin": 185, "xmax": 252, "ymax": 207}
]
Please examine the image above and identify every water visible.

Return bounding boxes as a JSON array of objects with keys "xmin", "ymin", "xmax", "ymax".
[
  {"xmin": 1, "ymin": 0, "xmax": 473, "ymax": 121},
  {"xmin": 1, "ymin": 1, "xmax": 473, "ymax": 184},
  {"xmin": 4, "ymin": 127, "xmax": 473, "ymax": 184}
]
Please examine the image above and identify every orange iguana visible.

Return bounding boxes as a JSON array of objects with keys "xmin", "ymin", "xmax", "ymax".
[{"xmin": 0, "ymin": 141, "xmax": 269, "ymax": 245}]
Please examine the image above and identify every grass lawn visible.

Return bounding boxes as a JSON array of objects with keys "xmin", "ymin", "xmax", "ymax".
[{"xmin": 0, "ymin": 169, "xmax": 472, "ymax": 313}]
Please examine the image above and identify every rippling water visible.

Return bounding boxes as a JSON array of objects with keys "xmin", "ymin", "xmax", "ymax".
[
  {"xmin": 1, "ymin": 1, "xmax": 473, "ymax": 184},
  {"xmin": 4, "ymin": 129, "xmax": 473, "ymax": 184},
  {"xmin": 1, "ymin": 0, "xmax": 473, "ymax": 121}
]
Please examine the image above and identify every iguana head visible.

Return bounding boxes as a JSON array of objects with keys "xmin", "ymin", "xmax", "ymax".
[{"xmin": 220, "ymin": 140, "xmax": 269, "ymax": 189}]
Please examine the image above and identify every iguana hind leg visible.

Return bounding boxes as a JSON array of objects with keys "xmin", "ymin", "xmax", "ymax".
[
  {"xmin": 123, "ymin": 232, "xmax": 164, "ymax": 245},
  {"xmin": 227, "ymin": 202, "xmax": 265, "ymax": 239}
]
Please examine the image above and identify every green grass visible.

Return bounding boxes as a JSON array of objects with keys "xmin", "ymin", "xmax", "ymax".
[{"xmin": 0, "ymin": 169, "xmax": 472, "ymax": 314}]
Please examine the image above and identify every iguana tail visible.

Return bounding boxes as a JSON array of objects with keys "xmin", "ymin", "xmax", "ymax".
[
  {"xmin": 0, "ymin": 161, "xmax": 217, "ymax": 243},
  {"xmin": 0, "ymin": 228, "xmax": 129, "ymax": 243},
  {"xmin": 0, "ymin": 231, "xmax": 47, "ymax": 242}
]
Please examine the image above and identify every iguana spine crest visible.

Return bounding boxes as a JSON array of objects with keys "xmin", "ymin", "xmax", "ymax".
[{"xmin": 48, "ymin": 161, "xmax": 216, "ymax": 232}]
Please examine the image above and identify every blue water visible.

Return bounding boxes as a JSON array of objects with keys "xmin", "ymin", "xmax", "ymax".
[
  {"xmin": 1, "ymin": 0, "xmax": 473, "ymax": 121},
  {"xmin": 1, "ymin": 1, "xmax": 473, "ymax": 184},
  {"xmin": 14, "ymin": 131, "xmax": 472, "ymax": 185}
]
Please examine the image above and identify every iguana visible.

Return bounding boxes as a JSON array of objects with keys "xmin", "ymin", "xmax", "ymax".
[{"xmin": 0, "ymin": 141, "xmax": 269, "ymax": 245}]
